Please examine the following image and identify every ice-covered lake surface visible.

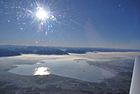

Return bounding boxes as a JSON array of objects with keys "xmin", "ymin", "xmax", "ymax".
[
  {"xmin": 9, "ymin": 59, "xmax": 115, "ymax": 82},
  {"xmin": 1, "ymin": 52, "xmax": 139, "ymax": 83},
  {"xmin": 0, "ymin": 52, "xmax": 139, "ymax": 94}
]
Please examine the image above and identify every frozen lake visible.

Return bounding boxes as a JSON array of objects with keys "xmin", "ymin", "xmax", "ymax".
[{"xmin": 9, "ymin": 59, "xmax": 115, "ymax": 82}]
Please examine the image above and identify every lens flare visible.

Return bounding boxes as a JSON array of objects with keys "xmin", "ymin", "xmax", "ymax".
[
  {"xmin": 36, "ymin": 7, "xmax": 49, "ymax": 21},
  {"xmin": 13, "ymin": 0, "xmax": 73, "ymax": 36}
]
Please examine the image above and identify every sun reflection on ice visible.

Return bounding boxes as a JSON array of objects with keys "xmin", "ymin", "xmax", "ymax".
[{"xmin": 33, "ymin": 67, "xmax": 50, "ymax": 76}]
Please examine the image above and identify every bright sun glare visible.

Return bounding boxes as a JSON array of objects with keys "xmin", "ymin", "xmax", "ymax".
[
  {"xmin": 36, "ymin": 7, "xmax": 49, "ymax": 21},
  {"xmin": 34, "ymin": 67, "xmax": 50, "ymax": 75}
]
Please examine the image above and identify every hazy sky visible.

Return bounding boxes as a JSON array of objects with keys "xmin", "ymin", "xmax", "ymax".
[{"xmin": 0, "ymin": 0, "xmax": 140, "ymax": 49}]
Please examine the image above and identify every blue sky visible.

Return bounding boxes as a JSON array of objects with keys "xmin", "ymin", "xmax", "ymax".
[{"xmin": 0, "ymin": 0, "xmax": 140, "ymax": 49}]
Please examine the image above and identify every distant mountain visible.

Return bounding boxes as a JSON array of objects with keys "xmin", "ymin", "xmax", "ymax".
[
  {"xmin": 0, "ymin": 48, "xmax": 21, "ymax": 57},
  {"xmin": 60, "ymin": 47, "xmax": 140, "ymax": 54},
  {"xmin": 0, "ymin": 45, "xmax": 139, "ymax": 57}
]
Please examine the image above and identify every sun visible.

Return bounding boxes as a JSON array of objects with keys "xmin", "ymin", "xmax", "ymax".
[{"xmin": 36, "ymin": 7, "xmax": 50, "ymax": 21}]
